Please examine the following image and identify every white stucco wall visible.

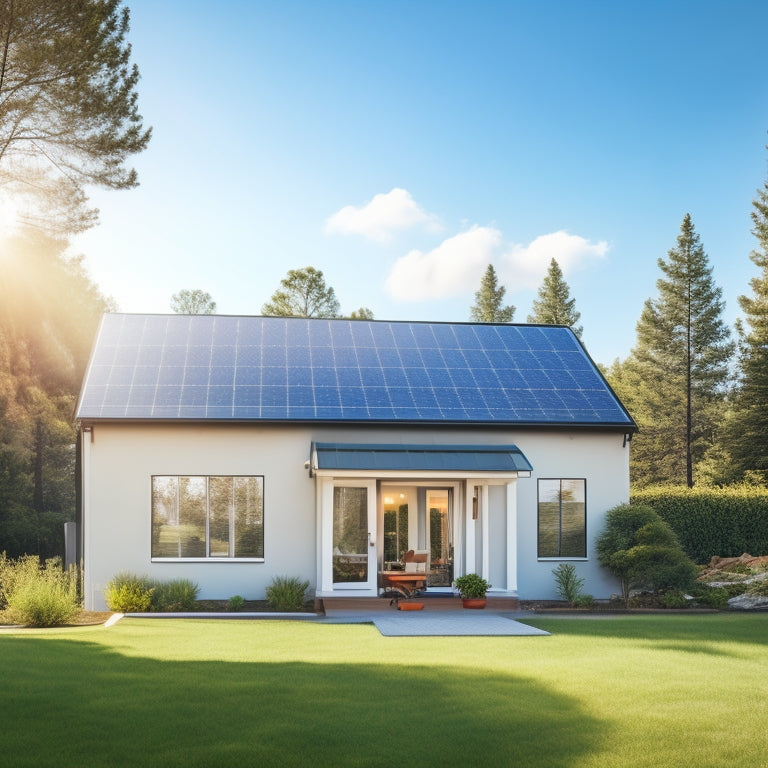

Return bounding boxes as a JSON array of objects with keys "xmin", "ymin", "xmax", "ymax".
[
  {"xmin": 81, "ymin": 422, "xmax": 629, "ymax": 609},
  {"xmin": 509, "ymin": 430, "xmax": 630, "ymax": 600}
]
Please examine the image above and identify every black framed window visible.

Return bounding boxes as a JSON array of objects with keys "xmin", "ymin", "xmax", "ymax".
[{"xmin": 537, "ymin": 478, "xmax": 586, "ymax": 558}]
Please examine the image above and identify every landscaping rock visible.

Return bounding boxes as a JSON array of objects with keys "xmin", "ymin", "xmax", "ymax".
[{"xmin": 727, "ymin": 593, "xmax": 768, "ymax": 611}]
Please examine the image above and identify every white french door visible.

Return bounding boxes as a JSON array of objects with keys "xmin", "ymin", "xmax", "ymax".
[{"xmin": 331, "ymin": 480, "xmax": 377, "ymax": 591}]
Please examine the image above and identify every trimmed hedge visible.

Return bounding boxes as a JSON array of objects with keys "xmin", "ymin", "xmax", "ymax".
[{"xmin": 631, "ymin": 485, "xmax": 768, "ymax": 564}]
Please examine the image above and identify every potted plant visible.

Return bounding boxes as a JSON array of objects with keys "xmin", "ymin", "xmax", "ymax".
[{"xmin": 454, "ymin": 573, "xmax": 491, "ymax": 609}]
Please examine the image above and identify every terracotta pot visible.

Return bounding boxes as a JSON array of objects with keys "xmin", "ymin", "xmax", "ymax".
[
  {"xmin": 399, "ymin": 602, "xmax": 424, "ymax": 611},
  {"xmin": 462, "ymin": 598, "xmax": 487, "ymax": 609}
]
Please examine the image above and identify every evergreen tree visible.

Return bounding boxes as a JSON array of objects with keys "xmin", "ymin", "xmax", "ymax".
[
  {"xmin": 0, "ymin": 0, "xmax": 151, "ymax": 233},
  {"xmin": 527, "ymin": 258, "xmax": 583, "ymax": 337},
  {"xmin": 626, "ymin": 214, "xmax": 733, "ymax": 487},
  {"xmin": 0, "ymin": 229, "xmax": 113, "ymax": 557},
  {"xmin": 469, "ymin": 264, "xmax": 514, "ymax": 323},
  {"xmin": 262, "ymin": 267, "xmax": 341, "ymax": 318},
  {"xmin": 724, "ymin": 151, "xmax": 768, "ymax": 482}
]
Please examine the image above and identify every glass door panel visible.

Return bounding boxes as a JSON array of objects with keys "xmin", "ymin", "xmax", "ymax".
[
  {"xmin": 426, "ymin": 489, "xmax": 453, "ymax": 586},
  {"xmin": 332, "ymin": 484, "xmax": 375, "ymax": 589},
  {"xmin": 382, "ymin": 489, "xmax": 410, "ymax": 568}
]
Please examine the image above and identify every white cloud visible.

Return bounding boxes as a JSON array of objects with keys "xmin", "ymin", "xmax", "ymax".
[
  {"xmin": 325, "ymin": 187, "xmax": 441, "ymax": 242},
  {"xmin": 499, "ymin": 231, "xmax": 609, "ymax": 291},
  {"xmin": 385, "ymin": 228, "xmax": 608, "ymax": 302},
  {"xmin": 385, "ymin": 226, "xmax": 502, "ymax": 301}
]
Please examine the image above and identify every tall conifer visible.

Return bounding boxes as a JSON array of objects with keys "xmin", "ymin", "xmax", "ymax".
[
  {"xmin": 725, "ymin": 153, "xmax": 768, "ymax": 480},
  {"xmin": 469, "ymin": 265, "xmax": 515, "ymax": 323},
  {"xmin": 628, "ymin": 214, "xmax": 732, "ymax": 487},
  {"xmin": 527, "ymin": 258, "xmax": 583, "ymax": 337}
]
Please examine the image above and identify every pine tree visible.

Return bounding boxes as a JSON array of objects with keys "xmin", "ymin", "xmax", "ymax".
[
  {"xmin": 469, "ymin": 264, "xmax": 514, "ymax": 323},
  {"xmin": 0, "ymin": 228, "xmax": 113, "ymax": 557},
  {"xmin": 527, "ymin": 258, "xmax": 583, "ymax": 337},
  {"xmin": 724, "ymin": 152, "xmax": 768, "ymax": 481},
  {"xmin": 628, "ymin": 214, "xmax": 733, "ymax": 487},
  {"xmin": 0, "ymin": 0, "xmax": 151, "ymax": 233}
]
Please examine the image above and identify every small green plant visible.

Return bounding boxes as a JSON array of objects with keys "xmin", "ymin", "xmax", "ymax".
[
  {"xmin": 747, "ymin": 575, "xmax": 768, "ymax": 597},
  {"xmin": 661, "ymin": 589, "xmax": 688, "ymax": 609},
  {"xmin": 104, "ymin": 572, "xmax": 154, "ymax": 612},
  {"xmin": 228, "ymin": 595, "xmax": 245, "ymax": 612},
  {"xmin": 573, "ymin": 593, "xmax": 595, "ymax": 609},
  {"xmin": 552, "ymin": 563, "xmax": 586, "ymax": 606},
  {"xmin": 266, "ymin": 576, "xmax": 310, "ymax": 611},
  {"xmin": 150, "ymin": 578, "xmax": 199, "ymax": 611},
  {"xmin": 4, "ymin": 556, "xmax": 80, "ymax": 627},
  {"xmin": 693, "ymin": 585, "xmax": 729, "ymax": 609},
  {"xmin": 454, "ymin": 573, "xmax": 490, "ymax": 599}
]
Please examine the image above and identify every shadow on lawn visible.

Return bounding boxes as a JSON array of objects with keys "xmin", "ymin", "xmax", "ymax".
[
  {"xmin": 0, "ymin": 634, "xmax": 607, "ymax": 768},
  {"xmin": 521, "ymin": 612, "xmax": 768, "ymax": 656}
]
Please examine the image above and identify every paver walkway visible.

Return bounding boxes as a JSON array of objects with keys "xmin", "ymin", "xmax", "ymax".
[{"xmin": 321, "ymin": 609, "xmax": 550, "ymax": 636}]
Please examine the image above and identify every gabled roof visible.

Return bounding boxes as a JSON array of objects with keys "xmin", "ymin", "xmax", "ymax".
[{"xmin": 75, "ymin": 313, "xmax": 636, "ymax": 429}]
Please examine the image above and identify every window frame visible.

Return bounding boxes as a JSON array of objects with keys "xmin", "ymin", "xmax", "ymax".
[
  {"xmin": 536, "ymin": 477, "xmax": 587, "ymax": 560},
  {"xmin": 151, "ymin": 474, "xmax": 265, "ymax": 562}
]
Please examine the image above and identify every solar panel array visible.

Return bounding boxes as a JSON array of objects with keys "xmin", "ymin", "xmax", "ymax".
[{"xmin": 76, "ymin": 314, "xmax": 635, "ymax": 426}]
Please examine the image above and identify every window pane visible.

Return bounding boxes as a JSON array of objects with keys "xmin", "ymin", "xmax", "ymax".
[
  {"xmin": 537, "ymin": 479, "xmax": 561, "ymax": 558},
  {"xmin": 234, "ymin": 476, "xmax": 264, "ymax": 558},
  {"xmin": 559, "ymin": 479, "xmax": 586, "ymax": 557},
  {"xmin": 209, "ymin": 476, "xmax": 233, "ymax": 557},
  {"xmin": 537, "ymin": 479, "xmax": 586, "ymax": 558},
  {"xmin": 333, "ymin": 486, "xmax": 368, "ymax": 583},
  {"xmin": 383, "ymin": 490, "xmax": 409, "ymax": 564},
  {"xmin": 178, "ymin": 476, "xmax": 207, "ymax": 556},
  {"xmin": 152, "ymin": 476, "xmax": 180, "ymax": 557}
]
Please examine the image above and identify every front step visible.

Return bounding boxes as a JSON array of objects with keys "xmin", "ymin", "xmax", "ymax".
[{"xmin": 321, "ymin": 594, "xmax": 520, "ymax": 614}]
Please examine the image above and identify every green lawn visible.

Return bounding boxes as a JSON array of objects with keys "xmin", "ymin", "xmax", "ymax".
[{"xmin": 1, "ymin": 614, "xmax": 766, "ymax": 767}]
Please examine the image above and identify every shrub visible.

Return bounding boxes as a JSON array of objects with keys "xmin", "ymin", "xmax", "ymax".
[
  {"xmin": 4, "ymin": 557, "xmax": 80, "ymax": 627},
  {"xmin": 150, "ymin": 578, "xmax": 199, "ymax": 611},
  {"xmin": 693, "ymin": 585, "xmax": 729, "ymax": 609},
  {"xmin": 552, "ymin": 563, "xmax": 586, "ymax": 606},
  {"xmin": 104, "ymin": 572, "xmax": 154, "ymax": 612},
  {"xmin": 661, "ymin": 590, "xmax": 688, "ymax": 609},
  {"xmin": 266, "ymin": 576, "xmax": 310, "ymax": 611},
  {"xmin": 632, "ymin": 485, "xmax": 768, "ymax": 563},
  {"xmin": 748, "ymin": 573, "xmax": 768, "ymax": 598},
  {"xmin": 624, "ymin": 544, "xmax": 698, "ymax": 593},
  {"xmin": 228, "ymin": 595, "xmax": 245, "ymax": 612},
  {"xmin": 573, "ymin": 593, "xmax": 595, "ymax": 609},
  {"xmin": 596, "ymin": 504, "xmax": 697, "ymax": 598}
]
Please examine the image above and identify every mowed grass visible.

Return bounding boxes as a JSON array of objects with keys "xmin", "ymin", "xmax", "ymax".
[{"xmin": 1, "ymin": 614, "xmax": 767, "ymax": 768}]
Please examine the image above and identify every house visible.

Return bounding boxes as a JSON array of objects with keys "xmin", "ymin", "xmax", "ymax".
[{"xmin": 75, "ymin": 313, "xmax": 636, "ymax": 610}]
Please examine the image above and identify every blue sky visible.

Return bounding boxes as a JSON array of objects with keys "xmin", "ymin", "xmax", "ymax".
[{"xmin": 63, "ymin": 0, "xmax": 768, "ymax": 366}]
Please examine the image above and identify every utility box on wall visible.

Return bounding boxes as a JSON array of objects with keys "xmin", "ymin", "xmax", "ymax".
[{"xmin": 64, "ymin": 522, "xmax": 77, "ymax": 570}]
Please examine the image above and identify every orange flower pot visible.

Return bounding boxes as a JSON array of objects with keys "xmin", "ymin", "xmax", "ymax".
[
  {"xmin": 462, "ymin": 599, "xmax": 487, "ymax": 609},
  {"xmin": 399, "ymin": 602, "xmax": 424, "ymax": 611}
]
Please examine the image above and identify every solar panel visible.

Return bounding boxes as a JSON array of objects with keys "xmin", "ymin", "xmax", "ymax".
[{"xmin": 76, "ymin": 314, "xmax": 636, "ymax": 427}]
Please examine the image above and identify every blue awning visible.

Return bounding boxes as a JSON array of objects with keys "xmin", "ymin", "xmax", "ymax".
[{"xmin": 311, "ymin": 443, "xmax": 533, "ymax": 474}]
